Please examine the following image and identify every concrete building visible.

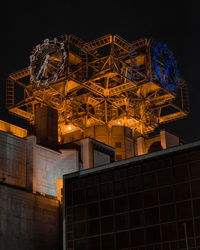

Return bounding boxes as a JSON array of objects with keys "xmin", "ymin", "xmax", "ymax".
[
  {"xmin": 2, "ymin": 33, "xmax": 190, "ymax": 249},
  {"xmin": 0, "ymin": 118, "xmax": 189, "ymax": 250},
  {"xmin": 0, "ymin": 119, "xmax": 115, "ymax": 250}
]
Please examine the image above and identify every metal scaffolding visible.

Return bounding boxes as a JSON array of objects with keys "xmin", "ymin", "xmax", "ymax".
[{"xmin": 6, "ymin": 34, "xmax": 189, "ymax": 140}]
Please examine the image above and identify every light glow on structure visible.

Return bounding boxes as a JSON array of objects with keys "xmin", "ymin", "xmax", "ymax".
[
  {"xmin": 63, "ymin": 124, "xmax": 77, "ymax": 133},
  {"xmin": 0, "ymin": 120, "xmax": 27, "ymax": 138},
  {"xmin": 6, "ymin": 34, "xmax": 189, "ymax": 141}
]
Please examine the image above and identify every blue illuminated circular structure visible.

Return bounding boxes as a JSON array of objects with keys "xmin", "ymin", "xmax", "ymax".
[{"xmin": 153, "ymin": 42, "xmax": 179, "ymax": 92}]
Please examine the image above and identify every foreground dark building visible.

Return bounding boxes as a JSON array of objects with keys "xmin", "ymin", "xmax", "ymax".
[{"xmin": 63, "ymin": 141, "xmax": 200, "ymax": 250}]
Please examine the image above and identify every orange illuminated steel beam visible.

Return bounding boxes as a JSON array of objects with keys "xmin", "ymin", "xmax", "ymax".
[
  {"xmin": 6, "ymin": 34, "xmax": 189, "ymax": 139},
  {"xmin": 159, "ymin": 111, "xmax": 187, "ymax": 124},
  {"xmin": 9, "ymin": 67, "xmax": 30, "ymax": 80},
  {"xmin": 9, "ymin": 107, "xmax": 34, "ymax": 121}
]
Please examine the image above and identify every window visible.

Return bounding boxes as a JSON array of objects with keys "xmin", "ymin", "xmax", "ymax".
[
  {"xmin": 65, "ymin": 190, "xmax": 72, "ymax": 206},
  {"xmin": 193, "ymin": 199, "xmax": 200, "ymax": 217},
  {"xmin": 145, "ymin": 207, "xmax": 159, "ymax": 225},
  {"xmin": 113, "ymin": 168, "xmax": 127, "ymax": 180},
  {"xmin": 191, "ymin": 180, "xmax": 200, "ymax": 198},
  {"xmin": 114, "ymin": 196, "xmax": 129, "ymax": 213},
  {"xmin": 101, "ymin": 234, "xmax": 115, "ymax": 249},
  {"xmin": 127, "ymin": 165, "xmax": 140, "ymax": 176},
  {"xmin": 159, "ymin": 186, "xmax": 174, "ymax": 204},
  {"xmin": 174, "ymin": 183, "xmax": 190, "ymax": 201},
  {"xmin": 128, "ymin": 175, "xmax": 143, "ymax": 193},
  {"xmin": 74, "ymin": 222, "xmax": 86, "ymax": 238},
  {"xmin": 115, "ymin": 213, "xmax": 129, "ymax": 230},
  {"xmin": 156, "ymin": 158, "xmax": 171, "ymax": 170},
  {"xmin": 100, "ymin": 172, "xmax": 113, "ymax": 183},
  {"xmin": 170, "ymin": 242, "xmax": 178, "ymax": 250},
  {"xmin": 87, "ymin": 202, "xmax": 99, "ymax": 219},
  {"xmin": 73, "ymin": 189, "xmax": 85, "ymax": 205},
  {"xmin": 146, "ymin": 226, "xmax": 161, "ymax": 244},
  {"xmin": 88, "ymin": 237, "xmax": 100, "ymax": 250},
  {"xmin": 100, "ymin": 182, "xmax": 113, "ymax": 199},
  {"xmin": 190, "ymin": 162, "xmax": 200, "ymax": 179},
  {"xmin": 143, "ymin": 172, "xmax": 157, "ymax": 189},
  {"xmin": 100, "ymin": 200, "xmax": 114, "ymax": 216},
  {"xmin": 73, "ymin": 205, "xmax": 86, "ymax": 222},
  {"xmin": 173, "ymin": 164, "xmax": 188, "ymax": 182},
  {"xmin": 162, "ymin": 222, "xmax": 177, "ymax": 241},
  {"xmin": 72, "ymin": 179, "xmax": 84, "ymax": 189},
  {"xmin": 116, "ymin": 231, "xmax": 130, "ymax": 249},
  {"xmin": 66, "ymin": 208, "xmax": 73, "ymax": 223},
  {"xmin": 85, "ymin": 175, "xmax": 99, "ymax": 187},
  {"xmin": 195, "ymin": 218, "xmax": 200, "ymax": 236},
  {"xmin": 158, "ymin": 168, "xmax": 173, "ymax": 186},
  {"xmin": 114, "ymin": 180, "xmax": 127, "ymax": 196},
  {"xmin": 144, "ymin": 190, "xmax": 158, "ymax": 207},
  {"xmin": 74, "ymin": 239, "xmax": 87, "ymax": 250},
  {"xmin": 173, "ymin": 153, "xmax": 187, "ymax": 165},
  {"xmin": 101, "ymin": 216, "xmax": 114, "ymax": 234},
  {"xmin": 86, "ymin": 186, "xmax": 99, "ymax": 202},
  {"xmin": 177, "ymin": 220, "xmax": 194, "ymax": 239},
  {"xmin": 130, "ymin": 229, "xmax": 145, "ymax": 246},
  {"xmin": 176, "ymin": 201, "xmax": 192, "ymax": 220},
  {"xmin": 160, "ymin": 204, "xmax": 175, "ymax": 222},
  {"xmin": 130, "ymin": 211, "xmax": 144, "ymax": 228},
  {"xmin": 87, "ymin": 219, "xmax": 100, "ymax": 236},
  {"xmin": 129, "ymin": 193, "xmax": 143, "ymax": 210}
]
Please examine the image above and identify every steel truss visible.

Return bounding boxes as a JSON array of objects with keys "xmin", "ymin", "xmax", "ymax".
[{"xmin": 6, "ymin": 34, "xmax": 189, "ymax": 138}]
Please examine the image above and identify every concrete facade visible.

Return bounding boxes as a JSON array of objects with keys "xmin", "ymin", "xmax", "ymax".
[
  {"xmin": 0, "ymin": 131, "xmax": 27, "ymax": 188},
  {"xmin": 0, "ymin": 131, "xmax": 79, "ymax": 197},
  {"xmin": 78, "ymin": 138, "xmax": 115, "ymax": 169},
  {"xmin": 0, "ymin": 184, "xmax": 59, "ymax": 250},
  {"xmin": 137, "ymin": 129, "xmax": 180, "ymax": 155},
  {"xmin": 34, "ymin": 145, "xmax": 78, "ymax": 197},
  {"xmin": 0, "ymin": 127, "xmax": 80, "ymax": 250}
]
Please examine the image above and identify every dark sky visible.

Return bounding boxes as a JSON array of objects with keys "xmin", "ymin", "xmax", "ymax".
[{"xmin": 1, "ymin": 1, "xmax": 199, "ymax": 142}]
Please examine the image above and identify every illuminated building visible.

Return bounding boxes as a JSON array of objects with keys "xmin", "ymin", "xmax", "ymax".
[
  {"xmin": 0, "ymin": 34, "xmax": 193, "ymax": 250},
  {"xmin": 6, "ymin": 34, "xmax": 189, "ymax": 159}
]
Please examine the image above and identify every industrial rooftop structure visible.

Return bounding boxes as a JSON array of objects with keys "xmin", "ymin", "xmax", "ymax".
[
  {"xmin": 1, "ymin": 34, "xmax": 195, "ymax": 250},
  {"xmin": 6, "ymin": 34, "xmax": 189, "ymax": 157}
]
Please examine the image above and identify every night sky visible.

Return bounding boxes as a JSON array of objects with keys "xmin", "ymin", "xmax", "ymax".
[{"xmin": 1, "ymin": 1, "xmax": 199, "ymax": 142}]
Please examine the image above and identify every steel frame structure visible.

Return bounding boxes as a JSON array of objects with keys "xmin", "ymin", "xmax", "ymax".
[{"xmin": 6, "ymin": 34, "xmax": 189, "ymax": 140}]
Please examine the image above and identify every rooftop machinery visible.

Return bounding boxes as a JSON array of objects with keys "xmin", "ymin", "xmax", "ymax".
[{"xmin": 6, "ymin": 34, "xmax": 189, "ymax": 143}]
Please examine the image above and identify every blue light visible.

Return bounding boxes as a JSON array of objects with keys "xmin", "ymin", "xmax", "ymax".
[{"xmin": 153, "ymin": 42, "xmax": 179, "ymax": 92}]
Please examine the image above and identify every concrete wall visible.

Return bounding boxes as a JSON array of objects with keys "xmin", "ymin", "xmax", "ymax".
[
  {"xmin": 0, "ymin": 131, "xmax": 79, "ymax": 197},
  {"xmin": 93, "ymin": 149, "xmax": 110, "ymax": 167},
  {"xmin": 137, "ymin": 130, "xmax": 180, "ymax": 155},
  {"xmin": 34, "ymin": 144, "xmax": 78, "ymax": 197},
  {"xmin": 0, "ymin": 184, "xmax": 59, "ymax": 250},
  {"xmin": 73, "ymin": 138, "xmax": 115, "ymax": 169},
  {"xmin": 0, "ymin": 131, "xmax": 27, "ymax": 188},
  {"xmin": 160, "ymin": 130, "xmax": 180, "ymax": 149}
]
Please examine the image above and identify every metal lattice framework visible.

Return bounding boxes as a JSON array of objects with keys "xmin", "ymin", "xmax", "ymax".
[{"xmin": 6, "ymin": 34, "xmax": 189, "ymax": 140}]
